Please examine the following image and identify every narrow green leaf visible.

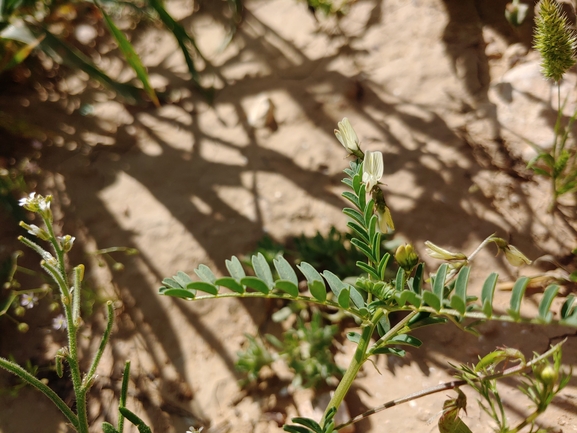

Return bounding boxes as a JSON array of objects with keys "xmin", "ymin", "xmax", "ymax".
[
  {"xmin": 454, "ymin": 266, "xmax": 470, "ymax": 303},
  {"xmin": 508, "ymin": 276, "xmax": 530, "ymax": 320},
  {"xmin": 98, "ymin": 4, "xmax": 159, "ymax": 106},
  {"xmin": 411, "ymin": 262, "xmax": 424, "ymax": 294},
  {"xmin": 355, "ymin": 261, "xmax": 380, "ymax": 280},
  {"xmin": 423, "ymin": 291, "xmax": 441, "ymax": 311},
  {"xmin": 350, "ymin": 287, "xmax": 366, "ymax": 309},
  {"xmin": 225, "ymin": 256, "xmax": 246, "ymax": 281},
  {"xmin": 275, "ymin": 280, "xmax": 299, "ymax": 298},
  {"xmin": 561, "ymin": 294, "xmax": 576, "ymax": 318},
  {"xmin": 159, "ymin": 288, "xmax": 195, "ymax": 299},
  {"xmin": 215, "ymin": 276, "xmax": 244, "ymax": 294},
  {"xmin": 378, "ymin": 252, "xmax": 391, "ymax": 280},
  {"xmin": 290, "ymin": 417, "xmax": 323, "ymax": 433},
  {"xmin": 252, "ymin": 253, "xmax": 274, "ymax": 289},
  {"xmin": 119, "ymin": 407, "xmax": 152, "ymax": 433},
  {"xmin": 338, "ymin": 289, "xmax": 350, "ymax": 309},
  {"xmin": 342, "ymin": 191, "xmax": 360, "ymax": 208},
  {"xmin": 162, "ymin": 277, "xmax": 183, "ymax": 289},
  {"xmin": 389, "ymin": 334, "xmax": 423, "ymax": 347},
  {"xmin": 322, "ymin": 270, "xmax": 347, "ymax": 298},
  {"xmin": 350, "ymin": 238, "xmax": 376, "ymax": 262},
  {"xmin": 283, "ymin": 425, "xmax": 311, "ymax": 433},
  {"xmin": 372, "ymin": 347, "xmax": 406, "ymax": 357},
  {"xmin": 174, "ymin": 271, "xmax": 194, "ymax": 286},
  {"xmin": 347, "ymin": 221, "xmax": 370, "ymax": 244},
  {"xmin": 343, "ymin": 207, "xmax": 365, "ymax": 226},
  {"xmin": 240, "ymin": 276, "xmax": 270, "ymax": 294},
  {"xmin": 433, "ymin": 263, "xmax": 448, "ymax": 301},
  {"xmin": 395, "ymin": 267, "xmax": 405, "ymax": 291},
  {"xmin": 358, "ymin": 182, "xmax": 367, "ymax": 209},
  {"xmin": 538, "ymin": 284, "xmax": 560, "ymax": 323},
  {"xmin": 367, "ymin": 214, "xmax": 377, "ymax": 244},
  {"xmin": 187, "ymin": 281, "xmax": 218, "ymax": 295},
  {"xmin": 481, "ymin": 273, "xmax": 498, "ymax": 317},
  {"xmin": 194, "ymin": 264, "xmax": 216, "ymax": 284},
  {"xmin": 273, "ymin": 256, "xmax": 298, "ymax": 286},
  {"xmin": 342, "ymin": 178, "xmax": 354, "ymax": 189}
]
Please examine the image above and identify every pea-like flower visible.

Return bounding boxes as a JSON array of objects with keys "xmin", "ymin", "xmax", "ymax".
[
  {"xmin": 334, "ymin": 117, "xmax": 361, "ymax": 155},
  {"xmin": 362, "ymin": 150, "xmax": 384, "ymax": 193},
  {"xmin": 424, "ymin": 241, "xmax": 468, "ymax": 261},
  {"xmin": 501, "ymin": 244, "xmax": 532, "ymax": 267}
]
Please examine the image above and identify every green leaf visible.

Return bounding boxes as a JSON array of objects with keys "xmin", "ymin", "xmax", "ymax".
[
  {"xmin": 214, "ymin": 277, "xmax": 244, "ymax": 294},
  {"xmin": 102, "ymin": 422, "xmax": 119, "ymax": 433},
  {"xmin": 98, "ymin": 4, "xmax": 160, "ymax": 107},
  {"xmin": 162, "ymin": 277, "xmax": 183, "ymax": 289},
  {"xmin": 538, "ymin": 284, "xmax": 560, "ymax": 323},
  {"xmin": 194, "ymin": 264, "xmax": 216, "ymax": 284},
  {"xmin": 252, "ymin": 253, "xmax": 274, "ymax": 289},
  {"xmin": 355, "ymin": 261, "xmax": 380, "ymax": 280},
  {"xmin": 343, "ymin": 207, "xmax": 365, "ymax": 226},
  {"xmin": 297, "ymin": 262, "xmax": 326, "ymax": 301},
  {"xmin": 394, "ymin": 290, "xmax": 421, "ymax": 307},
  {"xmin": 423, "ymin": 291, "xmax": 441, "ymax": 311},
  {"xmin": 273, "ymin": 256, "xmax": 298, "ymax": 286},
  {"xmin": 275, "ymin": 280, "xmax": 299, "ymax": 298},
  {"xmin": 507, "ymin": 276, "xmax": 530, "ymax": 320},
  {"xmin": 358, "ymin": 183, "xmax": 367, "ymax": 210},
  {"xmin": 159, "ymin": 287, "xmax": 195, "ymax": 299},
  {"xmin": 389, "ymin": 334, "xmax": 422, "ymax": 347},
  {"xmin": 342, "ymin": 191, "xmax": 360, "ymax": 208},
  {"xmin": 453, "ymin": 267, "xmax": 470, "ymax": 305},
  {"xmin": 395, "ymin": 267, "xmax": 405, "ymax": 291},
  {"xmin": 347, "ymin": 332, "xmax": 361, "ymax": 344},
  {"xmin": 411, "ymin": 262, "xmax": 424, "ymax": 294},
  {"xmin": 341, "ymin": 178, "xmax": 354, "ymax": 189},
  {"xmin": 187, "ymin": 281, "xmax": 218, "ymax": 295},
  {"xmin": 347, "ymin": 221, "xmax": 370, "ymax": 244},
  {"xmin": 367, "ymin": 214, "xmax": 377, "ymax": 245},
  {"xmin": 283, "ymin": 426, "xmax": 312, "ymax": 433},
  {"xmin": 323, "ymin": 270, "xmax": 347, "ymax": 299},
  {"xmin": 174, "ymin": 271, "xmax": 194, "ymax": 286},
  {"xmin": 350, "ymin": 287, "xmax": 366, "ymax": 309},
  {"xmin": 372, "ymin": 347, "xmax": 406, "ymax": 357},
  {"xmin": 338, "ymin": 289, "xmax": 350, "ymax": 309},
  {"xmin": 119, "ymin": 407, "xmax": 152, "ymax": 433},
  {"xmin": 450, "ymin": 296, "xmax": 467, "ymax": 316},
  {"xmin": 226, "ymin": 256, "xmax": 246, "ymax": 281},
  {"xmin": 433, "ymin": 263, "xmax": 448, "ymax": 301},
  {"xmin": 240, "ymin": 276, "xmax": 270, "ymax": 294},
  {"xmin": 350, "ymin": 238, "xmax": 376, "ymax": 262},
  {"xmin": 481, "ymin": 273, "xmax": 498, "ymax": 317},
  {"xmin": 378, "ymin": 253, "xmax": 391, "ymax": 280},
  {"xmin": 561, "ymin": 294, "xmax": 576, "ymax": 318},
  {"xmin": 289, "ymin": 417, "xmax": 323, "ymax": 433}
]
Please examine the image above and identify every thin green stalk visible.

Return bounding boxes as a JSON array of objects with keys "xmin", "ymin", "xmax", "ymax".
[
  {"xmin": 85, "ymin": 301, "xmax": 115, "ymax": 385},
  {"xmin": 321, "ymin": 309, "xmax": 384, "ymax": 425},
  {"xmin": 0, "ymin": 357, "xmax": 79, "ymax": 430},
  {"xmin": 118, "ymin": 361, "xmax": 131, "ymax": 433},
  {"xmin": 369, "ymin": 310, "xmax": 419, "ymax": 353}
]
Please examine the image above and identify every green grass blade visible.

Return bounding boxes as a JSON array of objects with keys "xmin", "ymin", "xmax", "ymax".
[{"xmin": 97, "ymin": 3, "xmax": 160, "ymax": 107}]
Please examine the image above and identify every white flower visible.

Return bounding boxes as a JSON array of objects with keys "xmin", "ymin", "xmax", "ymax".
[
  {"xmin": 58, "ymin": 235, "xmax": 75, "ymax": 252},
  {"xmin": 502, "ymin": 244, "xmax": 532, "ymax": 267},
  {"xmin": 334, "ymin": 118, "xmax": 360, "ymax": 153},
  {"xmin": 18, "ymin": 192, "xmax": 52, "ymax": 218},
  {"xmin": 20, "ymin": 293, "xmax": 38, "ymax": 309},
  {"xmin": 18, "ymin": 192, "xmax": 36, "ymax": 208},
  {"xmin": 424, "ymin": 241, "xmax": 467, "ymax": 261},
  {"xmin": 362, "ymin": 150, "xmax": 384, "ymax": 192},
  {"xmin": 52, "ymin": 314, "xmax": 67, "ymax": 330},
  {"xmin": 20, "ymin": 222, "xmax": 50, "ymax": 240}
]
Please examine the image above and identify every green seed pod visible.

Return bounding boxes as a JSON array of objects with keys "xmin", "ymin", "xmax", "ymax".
[
  {"xmin": 14, "ymin": 306, "xmax": 26, "ymax": 317},
  {"xmin": 17, "ymin": 322, "xmax": 29, "ymax": 333}
]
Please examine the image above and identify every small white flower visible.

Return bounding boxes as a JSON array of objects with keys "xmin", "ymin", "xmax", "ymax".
[
  {"xmin": 334, "ymin": 117, "xmax": 360, "ymax": 153},
  {"xmin": 187, "ymin": 427, "xmax": 203, "ymax": 433},
  {"xmin": 52, "ymin": 314, "xmax": 67, "ymax": 330},
  {"xmin": 58, "ymin": 235, "xmax": 75, "ymax": 252},
  {"xmin": 18, "ymin": 192, "xmax": 36, "ymax": 208},
  {"xmin": 362, "ymin": 150, "xmax": 384, "ymax": 192},
  {"xmin": 20, "ymin": 293, "xmax": 38, "ymax": 309},
  {"xmin": 21, "ymin": 223, "xmax": 50, "ymax": 240}
]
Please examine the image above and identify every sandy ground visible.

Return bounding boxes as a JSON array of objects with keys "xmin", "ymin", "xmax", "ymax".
[{"xmin": 1, "ymin": 0, "xmax": 576, "ymax": 432}]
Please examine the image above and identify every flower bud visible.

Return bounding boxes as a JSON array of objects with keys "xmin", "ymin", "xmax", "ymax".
[
  {"xmin": 58, "ymin": 235, "xmax": 75, "ymax": 253},
  {"xmin": 535, "ymin": 363, "xmax": 558, "ymax": 386},
  {"xmin": 19, "ymin": 222, "xmax": 50, "ymax": 241},
  {"xmin": 395, "ymin": 244, "xmax": 419, "ymax": 272},
  {"xmin": 492, "ymin": 238, "xmax": 532, "ymax": 267},
  {"xmin": 334, "ymin": 118, "xmax": 363, "ymax": 157},
  {"xmin": 14, "ymin": 306, "xmax": 26, "ymax": 317},
  {"xmin": 18, "ymin": 322, "xmax": 29, "ymax": 333}
]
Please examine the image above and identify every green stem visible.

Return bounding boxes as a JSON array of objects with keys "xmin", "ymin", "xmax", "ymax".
[
  {"xmin": 118, "ymin": 361, "xmax": 131, "ymax": 433},
  {"xmin": 321, "ymin": 309, "xmax": 384, "ymax": 425},
  {"xmin": 0, "ymin": 357, "xmax": 79, "ymax": 430},
  {"xmin": 85, "ymin": 302, "xmax": 115, "ymax": 384}
]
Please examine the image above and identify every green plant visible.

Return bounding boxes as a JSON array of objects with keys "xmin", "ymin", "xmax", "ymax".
[
  {"xmin": 237, "ymin": 310, "xmax": 343, "ymax": 389},
  {"xmin": 159, "ymin": 118, "xmax": 577, "ymax": 432},
  {"xmin": 529, "ymin": 0, "xmax": 577, "ymax": 211},
  {"xmin": 0, "ymin": 193, "xmax": 148, "ymax": 433}
]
